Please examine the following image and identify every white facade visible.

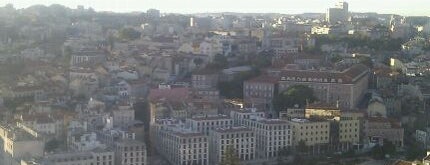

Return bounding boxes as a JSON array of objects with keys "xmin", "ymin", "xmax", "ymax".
[
  {"xmin": 185, "ymin": 115, "xmax": 233, "ymax": 135},
  {"xmin": 209, "ymin": 127, "xmax": 256, "ymax": 165},
  {"xmin": 241, "ymin": 118, "xmax": 292, "ymax": 159},
  {"xmin": 115, "ymin": 140, "xmax": 147, "ymax": 165}
]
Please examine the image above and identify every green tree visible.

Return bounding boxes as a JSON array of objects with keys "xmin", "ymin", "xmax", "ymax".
[
  {"xmin": 273, "ymin": 85, "xmax": 317, "ymax": 112},
  {"xmin": 220, "ymin": 145, "xmax": 241, "ymax": 165},
  {"xmin": 218, "ymin": 68, "xmax": 260, "ymax": 99},
  {"xmin": 45, "ymin": 139, "xmax": 60, "ymax": 152},
  {"xmin": 382, "ymin": 140, "xmax": 396, "ymax": 156},
  {"xmin": 118, "ymin": 27, "xmax": 141, "ymax": 41},
  {"xmin": 193, "ymin": 58, "xmax": 204, "ymax": 67},
  {"xmin": 208, "ymin": 54, "xmax": 228, "ymax": 69},
  {"xmin": 297, "ymin": 140, "xmax": 308, "ymax": 153},
  {"xmin": 370, "ymin": 145, "xmax": 384, "ymax": 159}
]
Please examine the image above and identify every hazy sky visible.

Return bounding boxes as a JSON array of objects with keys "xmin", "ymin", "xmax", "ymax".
[{"xmin": 1, "ymin": 0, "xmax": 430, "ymax": 16}]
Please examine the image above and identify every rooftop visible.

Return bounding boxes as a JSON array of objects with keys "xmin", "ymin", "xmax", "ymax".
[
  {"xmin": 213, "ymin": 126, "xmax": 252, "ymax": 133},
  {"xmin": 189, "ymin": 115, "xmax": 231, "ymax": 121}
]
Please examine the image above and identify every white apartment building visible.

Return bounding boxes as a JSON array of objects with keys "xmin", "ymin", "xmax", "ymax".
[
  {"xmin": 209, "ymin": 127, "xmax": 256, "ymax": 165},
  {"xmin": 43, "ymin": 149, "xmax": 114, "ymax": 165},
  {"xmin": 185, "ymin": 115, "xmax": 233, "ymax": 135},
  {"xmin": 68, "ymin": 132, "xmax": 106, "ymax": 151},
  {"xmin": 230, "ymin": 108, "xmax": 265, "ymax": 126},
  {"xmin": 151, "ymin": 120, "xmax": 208, "ymax": 165},
  {"xmin": 242, "ymin": 118, "xmax": 292, "ymax": 159},
  {"xmin": 115, "ymin": 140, "xmax": 147, "ymax": 165}
]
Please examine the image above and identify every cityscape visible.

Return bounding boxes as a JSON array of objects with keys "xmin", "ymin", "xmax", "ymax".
[{"xmin": 0, "ymin": 1, "xmax": 429, "ymax": 165}]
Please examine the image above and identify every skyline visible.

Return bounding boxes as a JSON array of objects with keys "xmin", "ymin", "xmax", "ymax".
[{"xmin": 0, "ymin": 0, "xmax": 429, "ymax": 16}]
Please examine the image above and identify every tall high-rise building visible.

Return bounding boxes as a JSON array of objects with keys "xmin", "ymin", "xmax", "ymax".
[{"xmin": 326, "ymin": 1, "xmax": 349, "ymax": 24}]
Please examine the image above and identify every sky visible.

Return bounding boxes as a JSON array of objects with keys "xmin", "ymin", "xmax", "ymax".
[{"xmin": 1, "ymin": 0, "xmax": 430, "ymax": 16}]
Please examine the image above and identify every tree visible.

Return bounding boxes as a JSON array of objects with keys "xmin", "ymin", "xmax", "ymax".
[
  {"xmin": 370, "ymin": 144, "xmax": 384, "ymax": 159},
  {"xmin": 382, "ymin": 140, "xmax": 396, "ymax": 156},
  {"xmin": 118, "ymin": 27, "xmax": 141, "ymax": 41},
  {"xmin": 273, "ymin": 85, "xmax": 317, "ymax": 112},
  {"xmin": 220, "ymin": 145, "xmax": 241, "ymax": 165},
  {"xmin": 208, "ymin": 54, "xmax": 228, "ymax": 69},
  {"xmin": 193, "ymin": 58, "xmax": 204, "ymax": 67},
  {"xmin": 45, "ymin": 139, "xmax": 60, "ymax": 152},
  {"xmin": 297, "ymin": 140, "xmax": 308, "ymax": 153},
  {"xmin": 218, "ymin": 68, "xmax": 260, "ymax": 99}
]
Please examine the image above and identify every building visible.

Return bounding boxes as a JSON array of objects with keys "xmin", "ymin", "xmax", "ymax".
[
  {"xmin": 151, "ymin": 120, "xmax": 208, "ymax": 165},
  {"xmin": 326, "ymin": 1, "xmax": 349, "ymax": 24},
  {"xmin": 70, "ymin": 50, "xmax": 105, "ymax": 66},
  {"xmin": 209, "ymin": 127, "xmax": 256, "ymax": 165},
  {"xmin": 230, "ymin": 108, "xmax": 265, "ymax": 126},
  {"xmin": 289, "ymin": 118, "xmax": 330, "ymax": 148},
  {"xmin": 279, "ymin": 108, "xmax": 305, "ymax": 120},
  {"xmin": 338, "ymin": 112, "xmax": 363, "ymax": 149},
  {"xmin": 112, "ymin": 104, "xmax": 135, "ymax": 127},
  {"xmin": 364, "ymin": 117, "xmax": 404, "ymax": 147},
  {"xmin": 241, "ymin": 117, "xmax": 292, "ymax": 159},
  {"xmin": 42, "ymin": 149, "xmax": 115, "ymax": 165},
  {"xmin": 114, "ymin": 140, "xmax": 147, "ymax": 165},
  {"xmin": 243, "ymin": 75, "xmax": 279, "ymax": 109},
  {"xmin": 0, "ymin": 124, "xmax": 45, "ymax": 165},
  {"xmin": 68, "ymin": 132, "xmax": 106, "ymax": 151},
  {"xmin": 192, "ymin": 69, "xmax": 219, "ymax": 89},
  {"xmin": 185, "ymin": 115, "xmax": 233, "ymax": 135},
  {"xmin": 147, "ymin": 9, "xmax": 160, "ymax": 20},
  {"xmin": 10, "ymin": 84, "xmax": 45, "ymax": 102},
  {"xmin": 277, "ymin": 64, "xmax": 369, "ymax": 109}
]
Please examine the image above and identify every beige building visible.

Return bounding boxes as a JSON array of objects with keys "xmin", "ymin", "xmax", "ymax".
[
  {"xmin": 112, "ymin": 104, "xmax": 135, "ymax": 127},
  {"xmin": 289, "ymin": 118, "xmax": 330, "ymax": 147},
  {"xmin": 0, "ymin": 124, "xmax": 44, "ymax": 164},
  {"xmin": 364, "ymin": 117, "xmax": 404, "ymax": 147},
  {"xmin": 209, "ymin": 127, "xmax": 256, "ymax": 165},
  {"xmin": 279, "ymin": 108, "xmax": 305, "ymax": 121},
  {"xmin": 277, "ymin": 64, "xmax": 369, "ymax": 109},
  {"xmin": 339, "ymin": 112, "xmax": 363, "ymax": 145}
]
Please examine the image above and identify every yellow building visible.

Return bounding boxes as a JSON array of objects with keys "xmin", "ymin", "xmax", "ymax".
[
  {"xmin": 289, "ymin": 118, "xmax": 330, "ymax": 146},
  {"xmin": 339, "ymin": 112, "xmax": 364, "ymax": 144}
]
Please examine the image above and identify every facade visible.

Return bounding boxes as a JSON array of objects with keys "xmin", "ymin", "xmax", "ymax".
[
  {"xmin": 364, "ymin": 117, "xmax": 404, "ymax": 147},
  {"xmin": 277, "ymin": 64, "xmax": 369, "ymax": 109},
  {"xmin": 209, "ymin": 127, "xmax": 256, "ymax": 165},
  {"xmin": 289, "ymin": 118, "xmax": 330, "ymax": 147},
  {"xmin": 0, "ymin": 124, "xmax": 45, "ymax": 165},
  {"xmin": 326, "ymin": 2, "xmax": 348, "ymax": 24},
  {"xmin": 70, "ymin": 51, "xmax": 105, "ymax": 66},
  {"xmin": 243, "ymin": 75, "xmax": 279, "ymax": 109},
  {"xmin": 230, "ymin": 108, "xmax": 265, "ymax": 126},
  {"xmin": 151, "ymin": 121, "xmax": 209, "ymax": 165},
  {"xmin": 112, "ymin": 105, "xmax": 135, "ymax": 127},
  {"xmin": 43, "ymin": 149, "xmax": 114, "ymax": 165},
  {"xmin": 279, "ymin": 108, "xmax": 305, "ymax": 121},
  {"xmin": 191, "ymin": 69, "xmax": 219, "ymax": 89},
  {"xmin": 339, "ymin": 112, "xmax": 362, "ymax": 144},
  {"xmin": 242, "ymin": 118, "xmax": 292, "ymax": 159},
  {"xmin": 185, "ymin": 115, "xmax": 233, "ymax": 135},
  {"xmin": 114, "ymin": 140, "xmax": 147, "ymax": 165}
]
